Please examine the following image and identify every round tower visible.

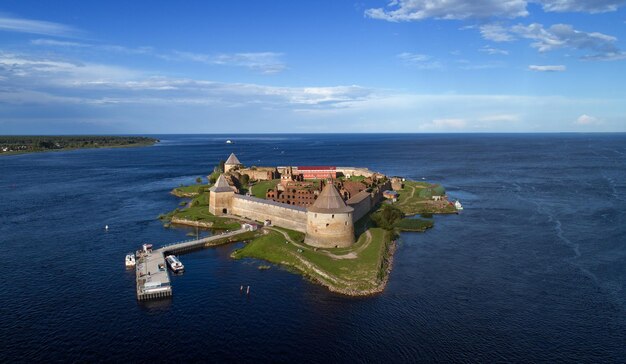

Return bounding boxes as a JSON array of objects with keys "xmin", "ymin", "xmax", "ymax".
[
  {"xmin": 305, "ymin": 183, "xmax": 355, "ymax": 248},
  {"xmin": 209, "ymin": 174, "xmax": 234, "ymax": 215}
]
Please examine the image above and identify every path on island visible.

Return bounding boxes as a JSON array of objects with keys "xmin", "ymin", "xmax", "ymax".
[{"xmin": 268, "ymin": 227, "xmax": 372, "ymax": 260}]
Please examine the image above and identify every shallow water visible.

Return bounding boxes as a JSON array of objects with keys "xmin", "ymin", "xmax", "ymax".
[{"xmin": 1, "ymin": 134, "xmax": 625, "ymax": 362}]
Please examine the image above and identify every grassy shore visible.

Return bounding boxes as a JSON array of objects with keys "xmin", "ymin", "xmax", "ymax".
[
  {"xmin": 232, "ymin": 227, "xmax": 394, "ymax": 295},
  {"xmin": 171, "ymin": 183, "xmax": 213, "ymax": 197},
  {"xmin": 395, "ymin": 180, "xmax": 458, "ymax": 215}
]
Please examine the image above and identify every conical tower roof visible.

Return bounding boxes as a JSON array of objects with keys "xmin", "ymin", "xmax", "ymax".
[
  {"xmin": 209, "ymin": 174, "xmax": 233, "ymax": 193},
  {"xmin": 225, "ymin": 153, "xmax": 241, "ymax": 165},
  {"xmin": 308, "ymin": 183, "xmax": 354, "ymax": 213}
]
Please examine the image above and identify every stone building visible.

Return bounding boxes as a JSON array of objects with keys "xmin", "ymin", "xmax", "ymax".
[
  {"xmin": 297, "ymin": 166, "xmax": 337, "ymax": 179},
  {"xmin": 305, "ymin": 183, "xmax": 355, "ymax": 248},
  {"xmin": 224, "ymin": 153, "xmax": 242, "ymax": 172},
  {"xmin": 209, "ymin": 175, "xmax": 235, "ymax": 215}
]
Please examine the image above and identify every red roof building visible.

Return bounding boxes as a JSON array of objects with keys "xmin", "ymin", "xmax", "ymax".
[{"xmin": 297, "ymin": 166, "xmax": 336, "ymax": 179}]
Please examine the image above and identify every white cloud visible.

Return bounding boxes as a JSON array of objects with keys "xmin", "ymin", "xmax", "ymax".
[
  {"xmin": 396, "ymin": 52, "xmax": 443, "ymax": 69},
  {"xmin": 479, "ymin": 24, "xmax": 516, "ymax": 42},
  {"xmin": 575, "ymin": 114, "xmax": 601, "ymax": 124},
  {"xmin": 537, "ymin": 0, "xmax": 626, "ymax": 13},
  {"xmin": 0, "ymin": 13, "xmax": 80, "ymax": 37},
  {"xmin": 528, "ymin": 64, "xmax": 566, "ymax": 71},
  {"xmin": 365, "ymin": 0, "xmax": 528, "ymax": 21},
  {"xmin": 0, "ymin": 52, "xmax": 369, "ymax": 107},
  {"xmin": 480, "ymin": 46, "xmax": 510, "ymax": 55},
  {"xmin": 512, "ymin": 23, "xmax": 619, "ymax": 54},
  {"xmin": 480, "ymin": 22, "xmax": 625, "ymax": 60},
  {"xmin": 478, "ymin": 114, "xmax": 520, "ymax": 122},
  {"xmin": 167, "ymin": 51, "xmax": 286, "ymax": 74}
]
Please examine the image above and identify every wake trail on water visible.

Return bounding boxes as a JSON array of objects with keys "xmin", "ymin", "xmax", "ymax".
[{"xmin": 514, "ymin": 189, "xmax": 600, "ymax": 286}]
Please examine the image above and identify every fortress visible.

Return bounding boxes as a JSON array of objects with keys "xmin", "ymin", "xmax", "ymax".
[{"xmin": 208, "ymin": 153, "xmax": 390, "ymax": 248}]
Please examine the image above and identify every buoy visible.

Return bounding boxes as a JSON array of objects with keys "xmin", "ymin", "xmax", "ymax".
[{"xmin": 105, "ymin": 225, "xmax": 109, "ymax": 230}]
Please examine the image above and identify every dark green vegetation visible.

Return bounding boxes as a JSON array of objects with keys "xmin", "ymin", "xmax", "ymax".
[
  {"xmin": 0, "ymin": 135, "xmax": 158, "ymax": 155},
  {"xmin": 369, "ymin": 204, "xmax": 434, "ymax": 233},
  {"xmin": 232, "ymin": 227, "xmax": 393, "ymax": 295}
]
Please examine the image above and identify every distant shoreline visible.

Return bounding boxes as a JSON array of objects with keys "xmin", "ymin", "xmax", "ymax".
[{"xmin": 0, "ymin": 136, "xmax": 159, "ymax": 156}]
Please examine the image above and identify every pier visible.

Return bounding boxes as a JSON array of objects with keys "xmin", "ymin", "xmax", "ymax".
[{"xmin": 135, "ymin": 228, "xmax": 249, "ymax": 301}]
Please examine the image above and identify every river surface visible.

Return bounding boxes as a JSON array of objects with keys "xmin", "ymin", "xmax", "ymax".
[{"xmin": 1, "ymin": 134, "xmax": 625, "ymax": 362}]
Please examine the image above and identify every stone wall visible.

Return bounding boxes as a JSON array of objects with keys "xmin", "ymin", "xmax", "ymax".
[
  {"xmin": 347, "ymin": 191, "xmax": 372, "ymax": 222},
  {"xmin": 336, "ymin": 167, "xmax": 375, "ymax": 178},
  {"xmin": 231, "ymin": 195, "xmax": 307, "ymax": 232}
]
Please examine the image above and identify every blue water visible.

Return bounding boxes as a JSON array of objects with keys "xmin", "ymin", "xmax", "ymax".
[{"xmin": 1, "ymin": 134, "xmax": 625, "ymax": 362}]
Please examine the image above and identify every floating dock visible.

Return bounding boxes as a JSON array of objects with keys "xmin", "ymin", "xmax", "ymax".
[{"xmin": 135, "ymin": 228, "xmax": 248, "ymax": 301}]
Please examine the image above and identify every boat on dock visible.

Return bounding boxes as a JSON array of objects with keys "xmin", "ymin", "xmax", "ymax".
[
  {"xmin": 165, "ymin": 255, "xmax": 185, "ymax": 273},
  {"xmin": 455, "ymin": 200, "xmax": 463, "ymax": 211},
  {"xmin": 125, "ymin": 253, "xmax": 136, "ymax": 268}
]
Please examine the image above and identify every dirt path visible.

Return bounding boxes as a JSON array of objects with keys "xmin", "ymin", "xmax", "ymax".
[
  {"xmin": 268, "ymin": 227, "xmax": 371, "ymax": 260},
  {"xmin": 397, "ymin": 185, "xmax": 416, "ymax": 206}
]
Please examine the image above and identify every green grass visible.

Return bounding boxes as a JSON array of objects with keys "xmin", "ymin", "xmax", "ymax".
[
  {"xmin": 394, "ymin": 180, "xmax": 457, "ymax": 215},
  {"xmin": 170, "ymin": 205, "xmax": 241, "ymax": 230},
  {"xmin": 394, "ymin": 218, "xmax": 434, "ymax": 232},
  {"xmin": 232, "ymin": 227, "xmax": 392, "ymax": 293},
  {"xmin": 250, "ymin": 179, "xmax": 280, "ymax": 199},
  {"xmin": 172, "ymin": 183, "xmax": 212, "ymax": 196}
]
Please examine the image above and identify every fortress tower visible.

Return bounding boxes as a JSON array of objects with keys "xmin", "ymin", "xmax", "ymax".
[
  {"xmin": 224, "ymin": 153, "xmax": 242, "ymax": 172},
  {"xmin": 305, "ymin": 183, "xmax": 355, "ymax": 248},
  {"xmin": 209, "ymin": 174, "xmax": 234, "ymax": 215}
]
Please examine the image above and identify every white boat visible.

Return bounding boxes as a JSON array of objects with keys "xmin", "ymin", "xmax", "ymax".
[
  {"xmin": 455, "ymin": 200, "xmax": 463, "ymax": 211},
  {"xmin": 125, "ymin": 253, "xmax": 136, "ymax": 268},
  {"xmin": 165, "ymin": 255, "xmax": 185, "ymax": 273},
  {"xmin": 226, "ymin": 140, "xmax": 232, "ymax": 144}
]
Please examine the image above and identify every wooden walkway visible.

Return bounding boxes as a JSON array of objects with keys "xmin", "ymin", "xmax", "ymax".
[{"xmin": 135, "ymin": 228, "xmax": 249, "ymax": 301}]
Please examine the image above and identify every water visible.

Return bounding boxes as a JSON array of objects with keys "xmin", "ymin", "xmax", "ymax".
[{"xmin": 1, "ymin": 134, "xmax": 625, "ymax": 362}]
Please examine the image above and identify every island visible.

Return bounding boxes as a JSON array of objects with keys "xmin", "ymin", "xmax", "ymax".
[
  {"xmin": 0, "ymin": 135, "xmax": 159, "ymax": 156},
  {"xmin": 159, "ymin": 153, "xmax": 460, "ymax": 296}
]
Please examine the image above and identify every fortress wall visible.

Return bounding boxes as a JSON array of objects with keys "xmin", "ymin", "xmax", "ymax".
[
  {"xmin": 231, "ymin": 196, "xmax": 307, "ymax": 232},
  {"xmin": 347, "ymin": 191, "xmax": 372, "ymax": 222},
  {"xmin": 336, "ymin": 167, "xmax": 375, "ymax": 178},
  {"xmin": 240, "ymin": 168, "xmax": 275, "ymax": 181}
]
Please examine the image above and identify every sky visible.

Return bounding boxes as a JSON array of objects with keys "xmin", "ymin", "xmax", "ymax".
[{"xmin": 0, "ymin": 0, "xmax": 625, "ymax": 134}]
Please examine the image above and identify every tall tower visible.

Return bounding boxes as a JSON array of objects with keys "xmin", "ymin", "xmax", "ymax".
[
  {"xmin": 209, "ymin": 174, "xmax": 234, "ymax": 215},
  {"xmin": 224, "ymin": 153, "xmax": 242, "ymax": 172},
  {"xmin": 305, "ymin": 183, "xmax": 355, "ymax": 248}
]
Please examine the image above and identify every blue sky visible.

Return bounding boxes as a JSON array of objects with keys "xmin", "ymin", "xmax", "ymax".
[{"xmin": 0, "ymin": 0, "xmax": 625, "ymax": 133}]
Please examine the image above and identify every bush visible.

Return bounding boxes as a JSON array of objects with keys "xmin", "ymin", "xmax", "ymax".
[
  {"xmin": 196, "ymin": 177, "xmax": 202, "ymax": 184},
  {"xmin": 240, "ymin": 174, "xmax": 250, "ymax": 186},
  {"xmin": 371, "ymin": 205, "xmax": 405, "ymax": 230}
]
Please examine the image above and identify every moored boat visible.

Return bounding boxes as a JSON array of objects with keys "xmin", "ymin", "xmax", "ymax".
[
  {"xmin": 125, "ymin": 253, "xmax": 136, "ymax": 268},
  {"xmin": 455, "ymin": 200, "xmax": 463, "ymax": 211},
  {"xmin": 165, "ymin": 255, "xmax": 185, "ymax": 273}
]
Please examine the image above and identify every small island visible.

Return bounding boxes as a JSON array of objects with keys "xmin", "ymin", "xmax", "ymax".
[
  {"xmin": 0, "ymin": 135, "xmax": 159, "ymax": 156},
  {"xmin": 159, "ymin": 153, "xmax": 460, "ymax": 296}
]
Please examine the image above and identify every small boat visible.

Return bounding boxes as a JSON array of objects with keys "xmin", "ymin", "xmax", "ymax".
[
  {"xmin": 125, "ymin": 253, "xmax": 136, "ymax": 268},
  {"xmin": 226, "ymin": 140, "xmax": 232, "ymax": 144},
  {"xmin": 165, "ymin": 255, "xmax": 185, "ymax": 273},
  {"xmin": 455, "ymin": 200, "xmax": 463, "ymax": 211}
]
